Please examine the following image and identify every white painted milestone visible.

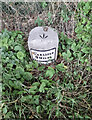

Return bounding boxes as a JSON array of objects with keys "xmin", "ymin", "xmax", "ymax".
[{"xmin": 28, "ymin": 26, "xmax": 59, "ymax": 64}]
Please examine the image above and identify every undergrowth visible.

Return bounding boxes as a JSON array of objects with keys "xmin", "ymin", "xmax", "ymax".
[{"xmin": 0, "ymin": 1, "xmax": 92, "ymax": 120}]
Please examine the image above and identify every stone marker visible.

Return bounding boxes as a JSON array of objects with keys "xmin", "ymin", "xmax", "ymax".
[{"xmin": 28, "ymin": 26, "xmax": 59, "ymax": 64}]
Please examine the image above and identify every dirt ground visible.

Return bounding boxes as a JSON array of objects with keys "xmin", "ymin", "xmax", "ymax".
[{"xmin": 2, "ymin": 2, "xmax": 77, "ymax": 39}]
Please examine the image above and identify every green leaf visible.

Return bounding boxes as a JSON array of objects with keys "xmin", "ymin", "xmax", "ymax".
[
  {"xmin": 56, "ymin": 63, "xmax": 65, "ymax": 72},
  {"xmin": 26, "ymin": 63, "xmax": 33, "ymax": 70},
  {"xmin": 38, "ymin": 65, "xmax": 45, "ymax": 71},
  {"xmin": 46, "ymin": 67, "xmax": 55, "ymax": 78},
  {"xmin": 33, "ymin": 95, "xmax": 39, "ymax": 105},
  {"xmin": 69, "ymin": 116, "xmax": 73, "ymax": 119},
  {"xmin": 14, "ymin": 46, "xmax": 23, "ymax": 51},
  {"xmin": 29, "ymin": 86, "xmax": 37, "ymax": 91},
  {"xmin": 33, "ymin": 60, "xmax": 38, "ymax": 68},
  {"xmin": 29, "ymin": 86, "xmax": 37, "ymax": 95},
  {"xmin": 39, "ymin": 82, "xmax": 46, "ymax": 93},
  {"xmin": 85, "ymin": 115, "xmax": 91, "ymax": 119},
  {"xmin": 17, "ymin": 91, "xmax": 27, "ymax": 94},
  {"xmin": 2, "ymin": 37, "xmax": 8, "ymax": 44},
  {"xmin": 71, "ymin": 42, "xmax": 76, "ymax": 51},
  {"xmin": 17, "ymin": 51, "xmax": 24, "ymax": 60},
  {"xmin": 41, "ymin": 1, "xmax": 47, "ymax": 8},
  {"xmin": 62, "ymin": 52, "xmax": 67, "ymax": 60},
  {"xmin": 13, "ymin": 81, "xmax": 22, "ymax": 89},
  {"xmin": 36, "ymin": 106, "xmax": 41, "ymax": 113},
  {"xmin": 17, "ymin": 34, "xmax": 22, "ymax": 39},
  {"xmin": 3, "ymin": 106, "xmax": 7, "ymax": 114},
  {"xmin": 78, "ymin": 94, "xmax": 87, "ymax": 99},
  {"xmin": 9, "ymin": 80, "xmax": 14, "ymax": 87},
  {"xmin": 3, "ymin": 73, "xmax": 11, "ymax": 80},
  {"xmin": 81, "ymin": 48, "xmax": 89, "ymax": 53},
  {"xmin": 67, "ymin": 50, "xmax": 71, "ymax": 58},
  {"xmin": 4, "ymin": 111, "xmax": 12, "ymax": 118},
  {"xmin": 21, "ymin": 95, "xmax": 32, "ymax": 102},
  {"xmin": 23, "ymin": 72, "xmax": 32, "ymax": 81},
  {"xmin": 29, "ymin": 91, "xmax": 37, "ymax": 95},
  {"xmin": 32, "ymin": 82, "xmax": 40, "ymax": 86},
  {"xmin": 40, "ymin": 79, "xmax": 49, "ymax": 84},
  {"xmin": 16, "ymin": 67, "xmax": 24, "ymax": 76},
  {"xmin": 35, "ymin": 17, "xmax": 43, "ymax": 26}
]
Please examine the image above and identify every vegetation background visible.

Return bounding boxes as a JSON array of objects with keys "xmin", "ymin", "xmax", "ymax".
[{"xmin": 0, "ymin": 1, "xmax": 92, "ymax": 120}]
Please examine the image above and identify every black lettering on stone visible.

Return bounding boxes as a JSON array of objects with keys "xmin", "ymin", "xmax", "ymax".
[
  {"xmin": 46, "ymin": 53, "xmax": 48, "ymax": 56},
  {"xmin": 52, "ymin": 52, "xmax": 54, "ymax": 54},
  {"xmin": 39, "ymin": 57, "xmax": 42, "ymax": 59},
  {"xmin": 35, "ymin": 56, "xmax": 38, "ymax": 59}
]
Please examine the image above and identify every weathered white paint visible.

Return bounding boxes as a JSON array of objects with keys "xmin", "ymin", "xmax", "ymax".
[{"xmin": 28, "ymin": 26, "xmax": 59, "ymax": 64}]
